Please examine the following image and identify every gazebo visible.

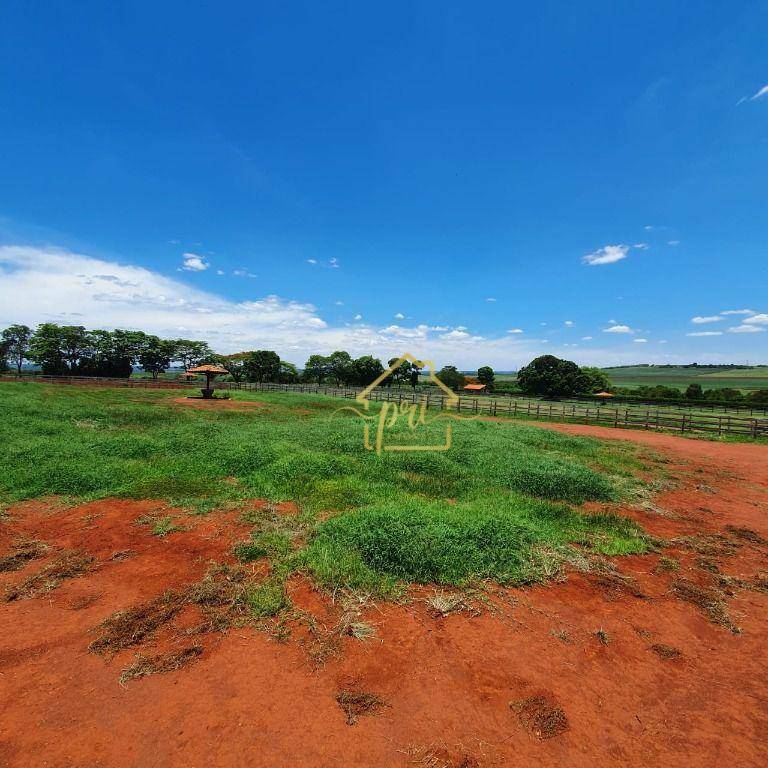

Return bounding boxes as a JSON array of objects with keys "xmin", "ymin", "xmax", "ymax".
[{"xmin": 185, "ymin": 364, "xmax": 229, "ymax": 399}]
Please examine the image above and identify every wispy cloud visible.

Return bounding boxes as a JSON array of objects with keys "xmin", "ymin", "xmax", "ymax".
[
  {"xmin": 306, "ymin": 257, "xmax": 339, "ymax": 269},
  {"xmin": 582, "ymin": 244, "xmax": 629, "ymax": 266},
  {"xmin": 739, "ymin": 84, "xmax": 768, "ymax": 104},
  {"xmin": 744, "ymin": 313, "xmax": 768, "ymax": 325},
  {"xmin": 564, "ymin": 320, "xmax": 574, "ymax": 327},
  {"xmin": 394, "ymin": 312, "xmax": 405, "ymax": 320},
  {"xmin": 729, "ymin": 325, "xmax": 765, "ymax": 333},
  {"xmin": 721, "ymin": 308, "xmax": 755, "ymax": 316},
  {"xmin": 507, "ymin": 328, "xmax": 523, "ymax": 334},
  {"xmin": 485, "ymin": 297, "xmax": 497, "ymax": 302},
  {"xmin": 667, "ymin": 240, "xmax": 680, "ymax": 246},
  {"xmin": 181, "ymin": 252, "xmax": 209, "ymax": 272},
  {"xmin": 687, "ymin": 331, "xmax": 723, "ymax": 337},
  {"xmin": 691, "ymin": 315, "xmax": 722, "ymax": 324},
  {"xmin": 581, "ymin": 336, "xmax": 593, "ymax": 341},
  {"xmin": 633, "ymin": 243, "xmax": 649, "ymax": 250},
  {"xmin": 633, "ymin": 338, "xmax": 647, "ymax": 343},
  {"xmin": 603, "ymin": 324, "xmax": 633, "ymax": 334}
]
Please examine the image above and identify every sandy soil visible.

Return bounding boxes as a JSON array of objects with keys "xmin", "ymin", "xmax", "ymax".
[{"xmin": 1, "ymin": 428, "xmax": 767, "ymax": 767}]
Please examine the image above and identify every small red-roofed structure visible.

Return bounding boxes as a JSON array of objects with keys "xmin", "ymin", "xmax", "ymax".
[{"xmin": 186, "ymin": 364, "xmax": 229, "ymax": 398}]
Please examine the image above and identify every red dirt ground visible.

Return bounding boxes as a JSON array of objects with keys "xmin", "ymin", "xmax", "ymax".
[
  {"xmin": 1, "ymin": 427, "xmax": 767, "ymax": 767},
  {"xmin": 169, "ymin": 396, "xmax": 267, "ymax": 409}
]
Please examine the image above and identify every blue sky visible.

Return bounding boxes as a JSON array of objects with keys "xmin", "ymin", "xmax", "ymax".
[{"xmin": 1, "ymin": 1, "xmax": 767, "ymax": 368}]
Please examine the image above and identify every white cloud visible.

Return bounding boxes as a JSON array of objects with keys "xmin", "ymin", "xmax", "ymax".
[
  {"xmin": 721, "ymin": 309, "xmax": 755, "ymax": 316},
  {"xmin": 633, "ymin": 338, "xmax": 648, "ymax": 343},
  {"xmin": 486, "ymin": 297, "xmax": 497, "ymax": 302},
  {"xmin": 507, "ymin": 328, "xmax": 523, "ymax": 334},
  {"xmin": 329, "ymin": 257, "xmax": 339, "ymax": 269},
  {"xmin": 581, "ymin": 336, "xmax": 593, "ymax": 341},
  {"xmin": 216, "ymin": 270, "xmax": 224, "ymax": 276},
  {"xmin": 667, "ymin": 240, "xmax": 680, "ymax": 246},
  {"xmin": 749, "ymin": 84, "xmax": 768, "ymax": 101},
  {"xmin": 659, "ymin": 340, "xmax": 668, "ymax": 344},
  {"xmin": 729, "ymin": 324, "xmax": 765, "ymax": 333},
  {"xmin": 306, "ymin": 259, "xmax": 317, "ymax": 265},
  {"xmin": 353, "ymin": 314, "xmax": 362, "ymax": 321},
  {"xmin": 181, "ymin": 252, "xmax": 209, "ymax": 272},
  {"xmin": 334, "ymin": 300, "xmax": 344, "ymax": 306},
  {"xmin": 232, "ymin": 268, "xmax": 257, "ymax": 278},
  {"xmin": 394, "ymin": 312, "xmax": 405, "ymax": 320},
  {"xmin": 564, "ymin": 320, "xmax": 574, "ymax": 327},
  {"xmin": 582, "ymin": 244, "xmax": 630, "ymax": 266},
  {"xmin": 744, "ymin": 313, "xmax": 768, "ymax": 325},
  {"xmin": 644, "ymin": 225, "xmax": 653, "ymax": 231},
  {"xmin": 687, "ymin": 331, "xmax": 723, "ymax": 337},
  {"xmin": 691, "ymin": 315, "xmax": 722, "ymax": 324},
  {"xmin": 633, "ymin": 243, "xmax": 649, "ymax": 250},
  {"xmin": 603, "ymin": 324, "xmax": 633, "ymax": 334}
]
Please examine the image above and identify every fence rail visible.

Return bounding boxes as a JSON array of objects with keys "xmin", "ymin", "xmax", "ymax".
[{"xmin": 3, "ymin": 373, "xmax": 767, "ymax": 439}]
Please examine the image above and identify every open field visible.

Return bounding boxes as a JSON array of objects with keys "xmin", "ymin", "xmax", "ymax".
[
  {"xmin": 495, "ymin": 366, "xmax": 768, "ymax": 393},
  {"xmin": 1, "ymin": 383, "xmax": 768, "ymax": 766}
]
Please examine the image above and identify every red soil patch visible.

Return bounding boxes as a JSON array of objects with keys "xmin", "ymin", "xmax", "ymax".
[
  {"xmin": 169, "ymin": 396, "xmax": 266, "ymax": 409},
  {"xmin": 1, "ymin": 429, "xmax": 768, "ymax": 767}
]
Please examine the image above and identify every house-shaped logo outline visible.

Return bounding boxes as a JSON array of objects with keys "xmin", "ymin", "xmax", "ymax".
[{"xmin": 356, "ymin": 353, "xmax": 459, "ymax": 452}]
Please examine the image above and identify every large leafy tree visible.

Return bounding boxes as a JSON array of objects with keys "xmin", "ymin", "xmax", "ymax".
[
  {"xmin": 1, "ymin": 324, "xmax": 32, "ymax": 374},
  {"xmin": 243, "ymin": 350, "xmax": 281, "ymax": 383},
  {"xmin": 303, "ymin": 354, "xmax": 331, "ymax": 383},
  {"xmin": 138, "ymin": 336, "xmax": 177, "ymax": 379},
  {"xmin": 173, "ymin": 339, "xmax": 213, "ymax": 370},
  {"xmin": 279, "ymin": 361, "xmax": 299, "ymax": 383},
  {"xmin": 581, "ymin": 366, "xmax": 611, "ymax": 394},
  {"xmin": 352, "ymin": 355, "xmax": 384, "ymax": 386},
  {"xmin": 477, "ymin": 365, "xmax": 495, "ymax": 389},
  {"xmin": 327, "ymin": 350, "xmax": 354, "ymax": 385},
  {"xmin": 517, "ymin": 355, "xmax": 589, "ymax": 399},
  {"xmin": 28, "ymin": 323, "xmax": 68, "ymax": 374},
  {"xmin": 436, "ymin": 365, "xmax": 465, "ymax": 391}
]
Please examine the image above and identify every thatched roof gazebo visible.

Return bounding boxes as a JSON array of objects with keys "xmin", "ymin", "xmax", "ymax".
[{"xmin": 186, "ymin": 364, "xmax": 228, "ymax": 399}]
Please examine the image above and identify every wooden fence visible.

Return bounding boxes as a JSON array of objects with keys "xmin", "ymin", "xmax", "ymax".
[{"xmin": 3, "ymin": 374, "xmax": 767, "ymax": 439}]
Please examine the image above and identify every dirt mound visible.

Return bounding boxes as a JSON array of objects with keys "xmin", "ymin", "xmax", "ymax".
[{"xmin": 510, "ymin": 694, "xmax": 569, "ymax": 740}]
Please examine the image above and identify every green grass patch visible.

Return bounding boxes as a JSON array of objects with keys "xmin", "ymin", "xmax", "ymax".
[{"xmin": 0, "ymin": 383, "xmax": 654, "ymax": 592}]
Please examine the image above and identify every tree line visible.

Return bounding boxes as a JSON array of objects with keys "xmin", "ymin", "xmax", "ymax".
[{"xmin": 2, "ymin": 324, "xmax": 767, "ymax": 404}]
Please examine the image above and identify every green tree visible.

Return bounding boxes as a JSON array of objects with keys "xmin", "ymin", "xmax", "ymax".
[
  {"xmin": 327, "ymin": 350, "xmax": 354, "ymax": 385},
  {"xmin": 173, "ymin": 339, "xmax": 213, "ymax": 370},
  {"xmin": 477, "ymin": 366, "xmax": 495, "ymax": 389},
  {"xmin": 243, "ymin": 350, "xmax": 281, "ymax": 382},
  {"xmin": 138, "ymin": 336, "xmax": 177, "ymax": 379},
  {"xmin": 1, "ymin": 324, "xmax": 32, "ymax": 374},
  {"xmin": 29, "ymin": 323, "xmax": 68, "ymax": 374},
  {"xmin": 303, "ymin": 354, "xmax": 331, "ymax": 383},
  {"xmin": 685, "ymin": 383, "xmax": 703, "ymax": 400},
  {"xmin": 279, "ymin": 361, "xmax": 299, "ymax": 383},
  {"xmin": 517, "ymin": 355, "xmax": 589, "ymax": 399},
  {"xmin": 436, "ymin": 365, "xmax": 465, "ymax": 391},
  {"xmin": 352, "ymin": 355, "xmax": 384, "ymax": 386},
  {"xmin": 580, "ymin": 366, "xmax": 611, "ymax": 394}
]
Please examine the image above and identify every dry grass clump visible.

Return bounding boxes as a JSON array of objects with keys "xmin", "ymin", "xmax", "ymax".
[
  {"xmin": 119, "ymin": 645, "xmax": 203, "ymax": 684},
  {"xmin": 671, "ymin": 578, "xmax": 738, "ymax": 632},
  {"xmin": 188, "ymin": 563, "xmax": 255, "ymax": 631},
  {"xmin": 510, "ymin": 695, "xmax": 568, "ymax": 740},
  {"xmin": 426, "ymin": 591, "xmax": 467, "ymax": 618},
  {"xmin": 588, "ymin": 567, "xmax": 645, "ymax": 600},
  {"xmin": 89, "ymin": 590, "xmax": 187, "ymax": 655},
  {"xmin": 335, "ymin": 683, "xmax": 388, "ymax": 725},
  {"xmin": 649, "ymin": 643, "xmax": 682, "ymax": 660},
  {"xmin": 0, "ymin": 539, "xmax": 48, "ymax": 573},
  {"xmin": 4, "ymin": 550, "xmax": 93, "ymax": 601},
  {"xmin": 725, "ymin": 525, "xmax": 766, "ymax": 545}
]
